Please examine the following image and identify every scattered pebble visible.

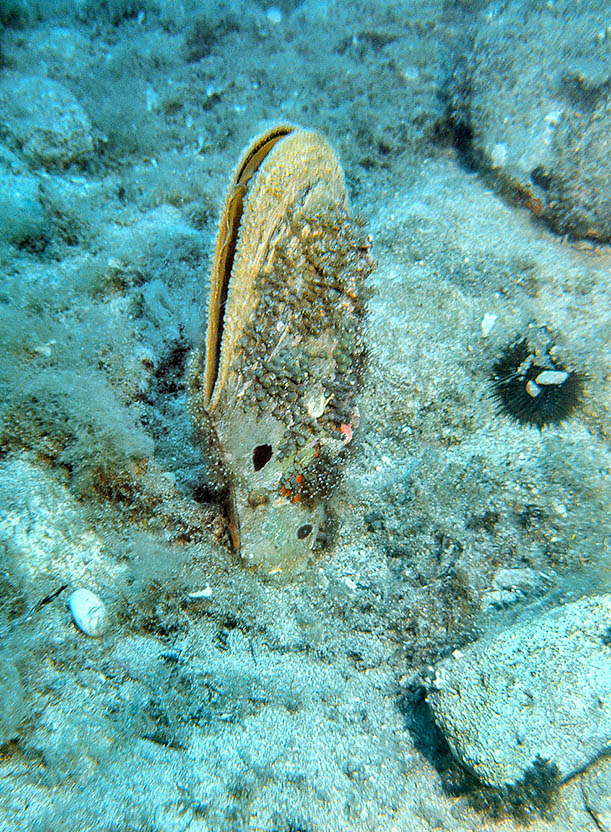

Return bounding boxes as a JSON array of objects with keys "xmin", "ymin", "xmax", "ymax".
[
  {"xmin": 186, "ymin": 586, "xmax": 213, "ymax": 599},
  {"xmin": 68, "ymin": 588, "xmax": 109, "ymax": 637},
  {"xmin": 0, "ymin": 166, "xmax": 47, "ymax": 246},
  {"xmin": 480, "ymin": 312, "xmax": 497, "ymax": 337},
  {"xmin": 266, "ymin": 6, "xmax": 282, "ymax": 24}
]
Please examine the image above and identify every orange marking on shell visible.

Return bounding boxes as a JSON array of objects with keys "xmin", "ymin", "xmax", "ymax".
[
  {"xmin": 340, "ymin": 422, "xmax": 353, "ymax": 443},
  {"xmin": 526, "ymin": 196, "xmax": 544, "ymax": 216}
]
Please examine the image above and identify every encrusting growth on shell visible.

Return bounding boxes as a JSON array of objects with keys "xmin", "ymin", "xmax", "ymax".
[{"xmin": 189, "ymin": 124, "xmax": 374, "ymax": 575}]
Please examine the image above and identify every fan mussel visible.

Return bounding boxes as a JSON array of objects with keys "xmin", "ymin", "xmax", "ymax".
[{"xmin": 189, "ymin": 124, "xmax": 373, "ymax": 575}]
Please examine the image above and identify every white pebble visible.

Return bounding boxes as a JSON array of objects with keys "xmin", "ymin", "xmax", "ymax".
[
  {"xmin": 490, "ymin": 142, "xmax": 508, "ymax": 167},
  {"xmin": 400, "ymin": 65, "xmax": 420, "ymax": 82},
  {"xmin": 480, "ymin": 312, "xmax": 497, "ymax": 337},
  {"xmin": 266, "ymin": 6, "xmax": 282, "ymax": 24},
  {"xmin": 187, "ymin": 586, "xmax": 213, "ymax": 599},
  {"xmin": 68, "ymin": 588, "xmax": 109, "ymax": 637}
]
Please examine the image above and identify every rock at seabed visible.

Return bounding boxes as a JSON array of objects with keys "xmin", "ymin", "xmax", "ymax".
[
  {"xmin": 426, "ymin": 594, "xmax": 611, "ymax": 788},
  {"xmin": 0, "ymin": 74, "xmax": 94, "ymax": 169}
]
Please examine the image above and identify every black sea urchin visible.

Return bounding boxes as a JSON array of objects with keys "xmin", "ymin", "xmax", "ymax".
[{"xmin": 490, "ymin": 338, "xmax": 583, "ymax": 429}]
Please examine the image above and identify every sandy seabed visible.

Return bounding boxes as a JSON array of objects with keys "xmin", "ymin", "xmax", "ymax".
[{"xmin": 0, "ymin": 1, "xmax": 609, "ymax": 830}]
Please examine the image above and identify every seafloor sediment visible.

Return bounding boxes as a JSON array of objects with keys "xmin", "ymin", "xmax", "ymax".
[{"xmin": 0, "ymin": 2, "xmax": 609, "ymax": 831}]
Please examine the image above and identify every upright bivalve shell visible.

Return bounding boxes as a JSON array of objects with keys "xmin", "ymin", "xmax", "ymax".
[{"xmin": 189, "ymin": 125, "xmax": 373, "ymax": 574}]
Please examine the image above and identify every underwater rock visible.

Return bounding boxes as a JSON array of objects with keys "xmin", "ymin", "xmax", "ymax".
[
  {"xmin": 68, "ymin": 588, "xmax": 109, "ymax": 637},
  {"xmin": 0, "ymin": 661, "xmax": 26, "ymax": 745},
  {"xmin": 0, "ymin": 74, "xmax": 94, "ymax": 169},
  {"xmin": 482, "ymin": 567, "xmax": 542, "ymax": 611},
  {"xmin": 427, "ymin": 594, "xmax": 611, "ymax": 788},
  {"xmin": 189, "ymin": 125, "xmax": 373, "ymax": 575},
  {"xmin": 582, "ymin": 760, "xmax": 611, "ymax": 832},
  {"xmin": 0, "ymin": 165, "xmax": 46, "ymax": 247},
  {"xmin": 450, "ymin": 0, "xmax": 611, "ymax": 241}
]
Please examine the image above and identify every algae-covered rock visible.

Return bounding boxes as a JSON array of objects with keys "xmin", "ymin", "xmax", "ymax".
[
  {"xmin": 0, "ymin": 74, "xmax": 94, "ymax": 169},
  {"xmin": 0, "ymin": 660, "xmax": 26, "ymax": 745},
  {"xmin": 450, "ymin": 0, "xmax": 611, "ymax": 240},
  {"xmin": 0, "ymin": 165, "xmax": 46, "ymax": 247},
  {"xmin": 427, "ymin": 594, "xmax": 611, "ymax": 788}
]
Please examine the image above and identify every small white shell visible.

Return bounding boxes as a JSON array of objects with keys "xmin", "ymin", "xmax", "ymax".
[
  {"xmin": 534, "ymin": 369, "xmax": 569, "ymax": 387},
  {"xmin": 526, "ymin": 378, "xmax": 542, "ymax": 398},
  {"xmin": 68, "ymin": 588, "xmax": 109, "ymax": 637}
]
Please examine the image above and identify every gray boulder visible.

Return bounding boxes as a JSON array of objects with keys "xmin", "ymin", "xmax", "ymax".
[
  {"xmin": 451, "ymin": 0, "xmax": 611, "ymax": 241},
  {"xmin": 427, "ymin": 594, "xmax": 611, "ymax": 788},
  {"xmin": 0, "ymin": 146, "xmax": 46, "ymax": 246},
  {"xmin": 0, "ymin": 74, "xmax": 94, "ymax": 169}
]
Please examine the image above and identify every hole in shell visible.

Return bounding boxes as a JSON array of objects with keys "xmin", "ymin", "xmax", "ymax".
[
  {"xmin": 297, "ymin": 523, "xmax": 313, "ymax": 540},
  {"xmin": 252, "ymin": 443, "xmax": 273, "ymax": 471}
]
